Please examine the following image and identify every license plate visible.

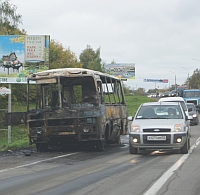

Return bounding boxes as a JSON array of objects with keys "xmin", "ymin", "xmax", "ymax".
[{"xmin": 147, "ymin": 136, "xmax": 166, "ymax": 141}]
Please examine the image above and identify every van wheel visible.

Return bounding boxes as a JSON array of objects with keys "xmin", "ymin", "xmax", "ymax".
[
  {"xmin": 129, "ymin": 144, "xmax": 138, "ymax": 154},
  {"xmin": 181, "ymin": 137, "xmax": 190, "ymax": 154}
]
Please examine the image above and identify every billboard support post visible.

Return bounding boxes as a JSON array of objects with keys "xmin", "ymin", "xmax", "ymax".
[
  {"xmin": 0, "ymin": 35, "xmax": 50, "ymax": 143},
  {"xmin": 8, "ymin": 84, "xmax": 11, "ymax": 144}
]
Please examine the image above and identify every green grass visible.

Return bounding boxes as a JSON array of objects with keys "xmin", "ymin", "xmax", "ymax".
[
  {"xmin": 0, "ymin": 101, "xmax": 29, "ymax": 151},
  {"xmin": 12, "ymin": 102, "xmax": 27, "ymax": 112},
  {"xmin": 0, "ymin": 125, "xmax": 29, "ymax": 151},
  {"xmin": 0, "ymin": 94, "xmax": 156, "ymax": 151},
  {"xmin": 125, "ymin": 94, "xmax": 157, "ymax": 116}
]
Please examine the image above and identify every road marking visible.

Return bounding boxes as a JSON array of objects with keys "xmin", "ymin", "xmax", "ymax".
[
  {"xmin": 0, "ymin": 152, "xmax": 77, "ymax": 173},
  {"xmin": 143, "ymin": 137, "xmax": 200, "ymax": 195}
]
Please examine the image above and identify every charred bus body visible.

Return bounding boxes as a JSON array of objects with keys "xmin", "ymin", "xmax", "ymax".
[{"xmin": 27, "ymin": 68, "xmax": 128, "ymax": 151}]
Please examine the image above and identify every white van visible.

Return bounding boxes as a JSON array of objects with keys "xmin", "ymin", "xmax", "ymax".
[{"xmin": 158, "ymin": 97, "xmax": 189, "ymax": 117}]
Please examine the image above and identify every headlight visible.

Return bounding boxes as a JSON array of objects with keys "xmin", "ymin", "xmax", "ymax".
[
  {"xmin": 130, "ymin": 124, "xmax": 140, "ymax": 132},
  {"xmin": 83, "ymin": 127, "xmax": 90, "ymax": 133},
  {"xmin": 173, "ymin": 124, "xmax": 183, "ymax": 132},
  {"xmin": 192, "ymin": 114, "xmax": 197, "ymax": 117},
  {"xmin": 36, "ymin": 127, "xmax": 43, "ymax": 135}
]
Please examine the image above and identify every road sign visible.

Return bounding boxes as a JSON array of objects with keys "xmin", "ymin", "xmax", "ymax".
[{"xmin": 0, "ymin": 87, "xmax": 11, "ymax": 95}]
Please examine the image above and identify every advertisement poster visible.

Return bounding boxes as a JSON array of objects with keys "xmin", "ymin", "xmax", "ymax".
[
  {"xmin": 143, "ymin": 78, "xmax": 168, "ymax": 83},
  {"xmin": 104, "ymin": 63, "xmax": 135, "ymax": 79},
  {"xmin": 0, "ymin": 35, "xmax": 50, "ymax": 83}
]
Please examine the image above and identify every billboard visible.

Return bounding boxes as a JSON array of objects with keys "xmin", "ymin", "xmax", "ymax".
[
  {"xmin": 143, "ymin": 78, "xmax": 168, "ymax": 83},
  {"xmin": 104, "ymin": 63, "xmax": 135, "ymax": 79},
  {"xmin": 0, "ymin": 35, "xmax": 50, "ymax": 83}
]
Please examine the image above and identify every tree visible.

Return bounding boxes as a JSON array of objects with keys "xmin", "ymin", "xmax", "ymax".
[
  {"xmin": 135, "ymin": 87, "xmax": 146, "ymax": 95},
  {"xmin": 0, "ymin": 1, "xmax": 26, "ymax": 109},
  {"xmin": 79, "ymin": 45, "xmax": 103, "ymax": 71},
  {"xmin": 111, "ymin": 60, "xmax": 116, "ymax": 64},
  {"xmin": 0, "ymin": 0, "xmax": 25, "ymax": 35},
  {"xmin": 49, "ymin": 39, "xmax": 82, "ymax": 69},
  {"xmin": 188, "ymin": 69, "xmax": 200, "ymax": 89},
  {"xmin": 122, "ymin": 83, "xmax": 131, "ymax": 94}
]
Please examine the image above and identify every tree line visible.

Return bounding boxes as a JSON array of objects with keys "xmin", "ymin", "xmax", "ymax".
[{"xmin": 0, "ymin": 0, "xmax": 109, "ymax": 109}]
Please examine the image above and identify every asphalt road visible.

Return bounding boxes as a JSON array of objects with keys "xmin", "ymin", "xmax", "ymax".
[{"xmin": 0, "ymin": 122, "xmax": 200, "ymax": 195}]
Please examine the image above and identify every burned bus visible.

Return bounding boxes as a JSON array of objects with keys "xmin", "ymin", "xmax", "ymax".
[{"xmin": 27, "ymin": 68, "xmax": 128, "ymax": 151}]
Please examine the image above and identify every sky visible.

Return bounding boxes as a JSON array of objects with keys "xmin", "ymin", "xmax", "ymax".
[{"xmin": 10, "ymin": 0, "xmax": 200, "ymax": 91}]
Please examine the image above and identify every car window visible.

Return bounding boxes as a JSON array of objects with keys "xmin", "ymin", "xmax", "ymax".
[
  {"xmin": 160, "ymin": 100, "xmax": 187, "ymax": 111},
  {"xmin": 187, "ymin": 104, "xmax": 195, "ymax": 111},
  {"xmin": 180, "ymin": 102, "xmax": 187, "ymax": 111},
  {"xmin": 136, "ymin": 105, "xmax": 183, "ymax": 119}
]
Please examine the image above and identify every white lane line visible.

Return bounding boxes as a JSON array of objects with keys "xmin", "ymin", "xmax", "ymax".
[
  {"xmin": 143, "ymin": 137, "xmax": 200, "ymax": 195},
  {"xmin": 0, "ymin": 152, "xmax": 77, "ymax": 173}
]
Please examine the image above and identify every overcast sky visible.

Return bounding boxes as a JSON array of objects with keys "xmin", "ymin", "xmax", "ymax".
[{"xmin": 11, "ymin": 0, "xmax": 200, "ymax": 91}]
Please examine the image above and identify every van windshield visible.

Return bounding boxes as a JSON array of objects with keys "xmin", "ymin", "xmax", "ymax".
[
  {"xmin": 163, "ymin": 101, "xmax": 187, "ymax": 111},
  {"xmin": 184, "ymin": 91, "xmax": 200, "ymax": 98}
]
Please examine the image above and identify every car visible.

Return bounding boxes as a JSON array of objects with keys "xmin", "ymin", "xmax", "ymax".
[
  {"xmin": 158, "ymin": 96, "xmax": 189, "ymax": 117},
  {"xmin": 160, "ymin": 91, "xmax": 170, "ymax": 97},
  {"xmin": 128, "ymin": 101, "xmax": 192, "ymax": 154},
  {"xmin": 186, "ymin": 103, "xmax": 199, "ymax": 125},
  {"xmin": 169, "ymin": 90, "xmax": 178, "ymax": 97}
]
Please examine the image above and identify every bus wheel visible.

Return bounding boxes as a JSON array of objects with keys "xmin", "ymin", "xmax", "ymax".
[
  {"xmin": 36, "ymin": 143, "xmax": 48, "ymax": 152},
  {"xmin": 95, "ymin": 140, "xmax": 105, "ymax": 151},
  {"xmin": 115, "ymin": 135, "xmax": 121, "ymax": 145}
]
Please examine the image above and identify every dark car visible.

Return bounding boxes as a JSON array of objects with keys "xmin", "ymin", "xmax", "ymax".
[
  {"xmin": 161, "ymin": 91, "xmax": 170, "ymax": 97},
  {"xmin": 187, "ymin": 103, "xmax": 199, "ymax": 125},
  {"xmin": 170, "ymin": 90, "xmax": 178, "ymax": 97}
]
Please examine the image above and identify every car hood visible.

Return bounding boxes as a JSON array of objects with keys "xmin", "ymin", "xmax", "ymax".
[
  {"xmin": 189, "ymin": 111, "xmax": 197, "ymax": 115},
  {"xmin": 132, "ymin": 118, "xmax": 185, "ymax": 128}
]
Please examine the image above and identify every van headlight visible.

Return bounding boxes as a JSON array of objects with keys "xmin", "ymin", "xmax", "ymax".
[
  {"xmin": 173, "ymin": 124, "xmax": 183, "ymax": 132},
  {"xmin": 130, "ymin": 124, "xmax": 140, "ymax": 132}
]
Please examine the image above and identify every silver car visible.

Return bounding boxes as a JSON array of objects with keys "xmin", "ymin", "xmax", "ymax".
[{"xmin": 129, "ymin": 102, "xmax": 192, "ymax": 154}]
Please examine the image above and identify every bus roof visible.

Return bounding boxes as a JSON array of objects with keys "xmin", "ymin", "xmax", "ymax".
[{"xmin": 28, "ymin": 68, "xmax": 121, "ymax": 81}]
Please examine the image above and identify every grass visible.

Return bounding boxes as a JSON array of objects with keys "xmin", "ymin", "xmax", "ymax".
[
  {"xmin": 0, "ymin": 125, "xmax": 30, "ymax": 151},
  {"xmin": 0, "ymin": 100, "xmax": 29, "ymax": 151},
  {"xmin": 0, "ymin": 94, "xmax": 156, "ymax": 151},
  {"xmin": 125, "ymin": 94, "xmax": 157, "ymax": 116}
]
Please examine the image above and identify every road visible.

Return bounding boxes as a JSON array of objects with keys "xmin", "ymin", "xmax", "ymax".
[{"xmin": 0, "ymin": 123, "xmax": 200, "ymax": 195}]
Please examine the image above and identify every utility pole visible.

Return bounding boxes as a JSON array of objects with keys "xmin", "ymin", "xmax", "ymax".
[
  {"xmin": 170, "ymin": 71, "xmax": 177, "ymax": 91},
  {"xmin": 182, "ymin": 67, "xmax": 189, "ymax": 89}
]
